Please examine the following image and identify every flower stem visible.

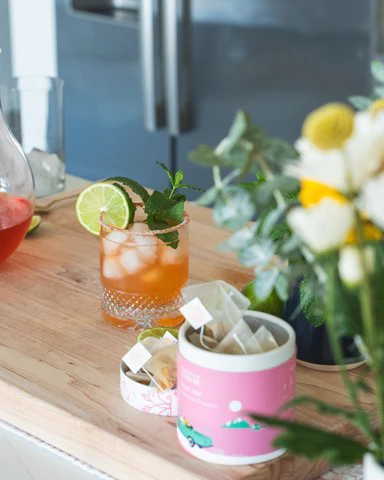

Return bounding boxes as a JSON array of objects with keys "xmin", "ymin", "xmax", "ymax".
[
  {"xmin": 354, "ymin": 209, "xmax": 384, "ymax": 462},
  {"xmin": 325, "ymin": 264, "xmax": 377, "ymax": 447}
]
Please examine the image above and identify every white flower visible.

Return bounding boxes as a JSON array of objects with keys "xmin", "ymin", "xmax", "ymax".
[
  {"xmin": 287, "ymin": 138, "xmax": 348, "ymax": 192},
  {"xmin": 360, "ymin": 172, "xmax": 384, "ymax": 230},
  {"xmin": 287, "ymin": 198, "xmax": 354, "ymax": 253},
  {"xmin": 287, "ymin": 112, "xmax": 384, "ymax": 193},
  {"xmin": 338, "ymin": 245, "xmax": 375, "ymax": 287},
  {"xmin": 344, "ymin": 112, "xmax": 384, "ymax": 189}
]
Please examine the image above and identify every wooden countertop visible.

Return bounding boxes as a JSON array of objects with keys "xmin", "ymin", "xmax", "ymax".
[{"xmin": 0, "ymin": 189, "xmax": 376, "ymax": 480}]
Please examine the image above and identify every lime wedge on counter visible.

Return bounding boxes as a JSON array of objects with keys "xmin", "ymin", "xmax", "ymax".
[
  {"xmin": 241, "ymin": 280, "xmax": 284, "ymax": 318},
  {"xmin": 137, "ymin": 327, "xmax": 179, "ymax": 342},
  {"xmin": 75, "ymin": 182, "xmax": 132, "ymax": 236},
  {"xmin": 27, "ymin": 215, "xmax": 42, "ymax": 235}
]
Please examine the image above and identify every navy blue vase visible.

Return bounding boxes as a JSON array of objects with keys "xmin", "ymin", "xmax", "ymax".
[{"xmin": 284, "ymin": 285, "xmax": 364, "ymax": 368}]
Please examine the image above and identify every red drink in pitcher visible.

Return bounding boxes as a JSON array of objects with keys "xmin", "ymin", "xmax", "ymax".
[{"xmin": 0, "ymin": 192, "xmax": 33, "ymax": 264}]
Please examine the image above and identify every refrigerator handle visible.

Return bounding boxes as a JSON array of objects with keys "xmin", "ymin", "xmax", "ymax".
[
  {"xmin": 140, "ymin": 0, "xmax": 166, "ymax": 132},
  {"xmin": 163, "ymin": 0, "xmax": 193, "ymax": 135}
]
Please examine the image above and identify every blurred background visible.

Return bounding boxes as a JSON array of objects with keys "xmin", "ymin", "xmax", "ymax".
[{"xmin": 0, "ymin": 0, "xmax": 380, "ymax": 198}]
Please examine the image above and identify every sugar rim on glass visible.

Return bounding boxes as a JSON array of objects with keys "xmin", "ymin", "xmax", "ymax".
[{"xmin": 99, "ymin": 202, "xmax": 190, "ymax": 237}]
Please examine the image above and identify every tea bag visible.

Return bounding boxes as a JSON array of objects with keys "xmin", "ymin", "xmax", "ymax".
[
  {"xmin": 253, "ymin": 325, "xmax": 279, "ymax": 352},
  {"xmin": 144, "ymin": 345, "xmax": 177, "ymax": 390},
  {"xmin": 125, "ymin": 371, "xmax": 151, "ymax": 386},
  {"xmin": 140, "ymin": 336, "xmax": 168, "ymax": 355},
  {"xmin": 215, "ymin": 319, "xmax": 263, "ymax": 355},
  {"xmin": 188, "ymin": 331, "xmax": 219, "ymax": 351},
  {"xmin": 182, "ymin": 280, "xmax": 250, "ymax": 342}
]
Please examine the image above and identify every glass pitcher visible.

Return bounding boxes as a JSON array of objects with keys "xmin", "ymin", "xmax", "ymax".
[{"xmin": 0, "ymin": 100, "xmax": 35, "ymax": 264}]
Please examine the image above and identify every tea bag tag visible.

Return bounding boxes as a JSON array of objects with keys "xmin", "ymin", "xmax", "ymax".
[
  {"xmin": 180, "ymin": 297, "xmax": 213, "ymax": 330},
  {"xmin": 162, "ymin": 331, "xmax": 178, "ymax": 346},
  {"xmin": 123, "ymin": 343, "xmax": 152, "ymax": 374}
]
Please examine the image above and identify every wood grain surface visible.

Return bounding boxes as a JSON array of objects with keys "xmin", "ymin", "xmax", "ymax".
[{"xmin": 0, "ymin": 188, "xmax": 376, "ymax": 480}]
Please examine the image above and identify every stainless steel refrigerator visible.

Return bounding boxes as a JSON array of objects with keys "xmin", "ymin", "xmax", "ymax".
[{"xmin": 56, "ymin": 0, "xmax": 375, "ymax": 197}]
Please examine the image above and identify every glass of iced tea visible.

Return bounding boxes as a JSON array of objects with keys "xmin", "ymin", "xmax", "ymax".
[{"xmin": 99, "ymin": 204, "xmax": 189, "ymax": 330}]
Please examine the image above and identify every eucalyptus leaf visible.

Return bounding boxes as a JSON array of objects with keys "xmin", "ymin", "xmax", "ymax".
[
  {"xmin": 259, "ymin": 205, "xmax": 286, "ymax": 236},
  {"xmin": 218, "ymin": 228, "xmax": 254, "ymax": 252},
  {"xmin": 280, "ymin": 233, "xmax": 302, "ymax": 255},
  {"xmin": 243, "ymin": 125, "xmax": 267, "ymax": 147},
  {"xmin": 226, "ymin": 110, "xmax": 250, "ymax": 151},
  {"xmin": 374, "ymin": 86, "xmax": 384, "ymax": 98},
  {"xmin": 195, "ymin": 186, "xmax": 218, "ymax": 206},
  {"xmin": 254, "ymin": 268, "xmax": 279, "ymax": 301},
  {"xmin": 188, "ymin": 145, "xmax": 219, "ymax": 167},
  {"xmin": 261, "ymin": 138, "xmax": 298, "ymax": 170},
  {"xmin": 253, "ymin": 176, "xmax": 299, "ymax": 207},
  {"xmin": 275, "ymin": 273, "xmax": 290, "ymax": 302},
  {"xmin": 220, "ymin": 146, "xmax": 250, "ymax": 170},
  {"xmin": 237, "ymin": 238, "xmax": 274, "ymax": 267},
  {"xmin": 348, "ymin": 96, "xmax": 373, "ymax": 111},
  {"xmin": 213, "ymin": 186, "xmax": 256, "ymax": 231},
  {"xmin": 250, "ymin": 415, "xmax": 369, "ymax": 466},
  {"xmin": 371, "ymin": 60, "xmax": 384, "ymax": 84}
]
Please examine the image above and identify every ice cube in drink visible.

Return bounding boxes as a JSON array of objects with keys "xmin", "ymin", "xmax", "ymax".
[{"xmin": 100, "ymin": 219, "xmax": 189, "ymax": 330}]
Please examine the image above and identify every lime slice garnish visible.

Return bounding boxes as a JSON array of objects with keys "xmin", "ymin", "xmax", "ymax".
[
  {"xmin": 75, "ymin": 182, "xmax": 132, "ymax": 236},
  {"xmin": 27, "ymin": 215, "xmax": 42, "ymax": 235},
  {"xmin": 137, "ymin": 327, "xmax": 179, "ymax": 343},
  {"xmin": 241, "ymin": 280, "xmax": 284, "ymax": 318}
]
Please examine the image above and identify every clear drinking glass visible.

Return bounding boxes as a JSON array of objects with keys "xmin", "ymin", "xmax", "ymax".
[
  {"xmin": 0, "ymin": 100, "xmax": 35, "ymax": 264},
  {"xmin": 99, "ymin": 205, "xmax": 189, "ymax": 331},
  {"xmin": 1, "ymin": 76, "xmax": 65, "ymax": 198}
]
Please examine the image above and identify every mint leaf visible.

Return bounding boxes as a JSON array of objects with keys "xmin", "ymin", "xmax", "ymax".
[
  {"xmin": 146, "ymin": 215, "xmax": 179, "ymax": 249},
  {"xmin": 145, "ymin": 190, "xmax": 184, "ymax": 224},
  {"xmin": 163, "ymin": 188, "xmax": 186, "ymax": 203},
  {"xmin": 106, "ymin": 176, "xmax": 149, "ymax": 203},
  {"xmin": 177, "ymin": 184, "xmax": 204, "ymax": 192},
  {"xmin": 112, "ymin": 182, "xmax": 136, "ymax": 224},
  {"xmin": 250, "ymin": 414, "xmax": 369, "ymax": 466},
  {"xmin": 300, "ymin": 276, "xmax": 324, "ymax": 327},
  {"xmin": 156, "ymin": 161, "xmax": 174, "ymax": 185},
  {"xmin": 174, "ymin": 170, "xmax": 183, "ymax": 186}
]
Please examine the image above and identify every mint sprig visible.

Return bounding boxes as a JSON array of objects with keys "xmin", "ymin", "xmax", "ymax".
[
  {"xmin": 156, "ymin": 161, "xmax": 204, "ymax": 198},
  {"xmin": 108, "ymin": 162, "xmax": 203, "ymax": 248}
]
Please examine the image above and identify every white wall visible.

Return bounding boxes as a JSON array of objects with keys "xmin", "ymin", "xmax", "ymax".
[{"xmin": 8, "ymin": 0, "xmax": 57, "ymax": 77}]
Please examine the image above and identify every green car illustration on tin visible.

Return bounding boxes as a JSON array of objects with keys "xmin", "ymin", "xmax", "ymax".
[{"xmin": 178, "ymin": 417, "xmax": 213, "ymax": 448}]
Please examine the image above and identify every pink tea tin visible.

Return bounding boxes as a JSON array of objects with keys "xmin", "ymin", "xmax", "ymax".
[
  {"xmin": 177, "ymin": 311, "xmax": 296, "ymax": 465},
  {"xmin": 120, "ymin": 362, "xmax": 177, "ymax": 416}
]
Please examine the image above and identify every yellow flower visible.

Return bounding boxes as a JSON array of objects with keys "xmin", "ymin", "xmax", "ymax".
[
  {"xmin": 369, "ymin": 98, "xmax": 384, "ymax": 116},
  {"xmin": 299, "ymin": 179, "xmax": 347, "ymax": 208},
  {"xmin": 302, "ymin": 103, "xmax": 354, "ymax": 150},
  {"xmin": 346, "ymin": 221, "xmax": 382, "ymax": 244}
]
